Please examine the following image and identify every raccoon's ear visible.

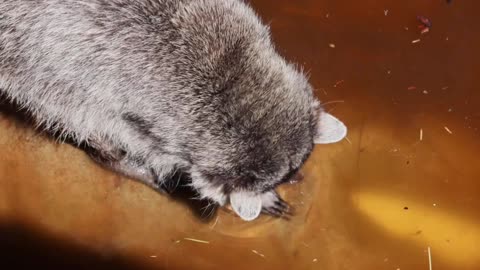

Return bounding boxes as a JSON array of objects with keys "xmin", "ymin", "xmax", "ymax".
[
  {"xmin": 230, "ymin": 191, "xmax": 262, "ymax": 221},
  {"xmin": 314, "ymin": 111, "xmax": 347, "ymax": 144}
]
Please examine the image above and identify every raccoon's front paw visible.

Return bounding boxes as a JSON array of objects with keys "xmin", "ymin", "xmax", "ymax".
[{"xmin": 261, "ymin": 191, "xmax": 292, "ymax": 218}]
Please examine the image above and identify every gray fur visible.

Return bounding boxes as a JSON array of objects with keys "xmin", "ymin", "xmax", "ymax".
[{"xmin": 0, "ymin": 0, "xmax": 346, "ymax": 220}]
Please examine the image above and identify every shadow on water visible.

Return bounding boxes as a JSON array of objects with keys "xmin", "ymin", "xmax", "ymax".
[{"xmin": 0, "ymin": 219, "xmax": 161, "ymax": 270}]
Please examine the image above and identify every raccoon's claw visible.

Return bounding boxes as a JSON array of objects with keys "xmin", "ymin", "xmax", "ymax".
[{"xmin": 261, "ymin": 191, "xmax": 293, "ymax": 219}]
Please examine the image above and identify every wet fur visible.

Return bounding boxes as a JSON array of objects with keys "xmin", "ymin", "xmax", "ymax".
[{"xmin": 0, "ymin": 0, "xmax": 323, "ymax": 217}]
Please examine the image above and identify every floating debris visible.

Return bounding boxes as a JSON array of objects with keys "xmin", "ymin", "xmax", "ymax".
[
  {"xmin": 428, "ymin": 246, "xmax": 433, "ymax": 270},
  {"xmin": 329, "ymin": 43, "xmax": 336, "ymax": 48},
  {"xmin": 150, "ymin": 255, "xmax": 157, "ymax": 258},
  {"xmin": 210, "ymin": 216, "xmax": 219, "ymax": 230},
  {"xmin": 417, "ymin": 15, "xmax": 432, "ymax": 28},
  {"xmin": 417, "ymin": 15, "xmax": 431, "ymax": 35},
  {"xmin": 333, "ymin": 80, "xmax": 345, "ymax": 87},
  {"xmin": 408, "ymin": 86, "xmax": 417, "ymax": 90},
  {"xmin": 183, "ymin": 238, "xmax": 210, "ymax": 244},
  {"xmin": 420, "ymin": 129, "xmax": 423, "ymax": 141},
  {"xmin": 252, "ymin": 250, "xmax": 265, "ymax": 258},
  {"xmin": 384, "ymin": 10, "xmax": 389, "ymax": 16},
  {"xmin": 421, "ymin": 27, "xmax": 430, "ymax": 35},
  {"xmin": 444, "ymin": 126, "xmax": 453, "ymax": 134},
  {"xmin": 412, "ymin": 39, "xmax": 421, "ymax": 44},
  {"xmin": 442, "ymin": 86, "xmax": 449, "ymax": 90},
  {"xmin": 313, "ymin": 258, "xmax": 318, "ymax": 263},
  {"xmin": 423, "ymin": 90, "xmax": 429, "ymax": 94}
]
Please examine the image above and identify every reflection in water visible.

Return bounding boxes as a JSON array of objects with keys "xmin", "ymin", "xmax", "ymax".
[{"xmin": 353, "ymin": 190, "xmax": 480, "ymax": 267}]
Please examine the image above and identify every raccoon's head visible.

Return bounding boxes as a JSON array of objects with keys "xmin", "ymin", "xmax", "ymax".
[{"xmin": 187, "ymin": 63, "xmax": 347, "ymax": 221}]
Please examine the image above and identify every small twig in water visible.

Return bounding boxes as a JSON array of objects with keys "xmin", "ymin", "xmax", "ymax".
[
  {"xmin": 428, "ymin": 246, "xmax": 432, "ymax": 270},
  {"xmin": 183, "ymin": 238, "xmax": 210, "ymax": 244},
  {"xmin": 252, "ymin": 250, "xmax": 265, "ymax": 258}
]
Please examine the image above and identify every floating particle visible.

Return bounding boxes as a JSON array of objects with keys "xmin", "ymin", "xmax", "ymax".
[
  {"xmin": 333, "ymin": 80, "xmax": 345, "ymax": 87},
  {"xmin": 417, "ymin": 15, "xmax": 432, "ymax": 28}
]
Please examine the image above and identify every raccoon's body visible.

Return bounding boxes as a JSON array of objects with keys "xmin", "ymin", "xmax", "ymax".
[{"xmin": 0, "ymin": 0, "xmax": 346, "ymax": 221}]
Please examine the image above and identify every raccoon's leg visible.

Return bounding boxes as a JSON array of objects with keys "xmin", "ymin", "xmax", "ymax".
[
  {"xmin": 120, "ymin": 112, "xmax": 187, "ymax": 187},
  {"xmin": 82, "ymin": 138, "xmax": 168, "ymax": 192}
]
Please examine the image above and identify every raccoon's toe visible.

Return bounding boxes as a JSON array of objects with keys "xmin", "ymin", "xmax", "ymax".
[{"xmin": 261, "ymin": 191, "xmax": 293, "ymax": 219}]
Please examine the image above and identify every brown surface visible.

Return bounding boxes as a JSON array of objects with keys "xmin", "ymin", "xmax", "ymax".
[{"xmin": 1, "ymin": 0, "xmax": 479, "ymax": 269}]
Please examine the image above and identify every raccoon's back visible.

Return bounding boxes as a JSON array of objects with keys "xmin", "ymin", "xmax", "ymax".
[
  {"xmin": 0, "ymin": 0, "xmax": 186, "ymax": 137},
  {"xmin": 0, "ymin": 0, "xmax": 181, "ymax": 103},
  {"xmin": 0, "ymin": 0, "xmax": 284, "ymax": 142}
]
